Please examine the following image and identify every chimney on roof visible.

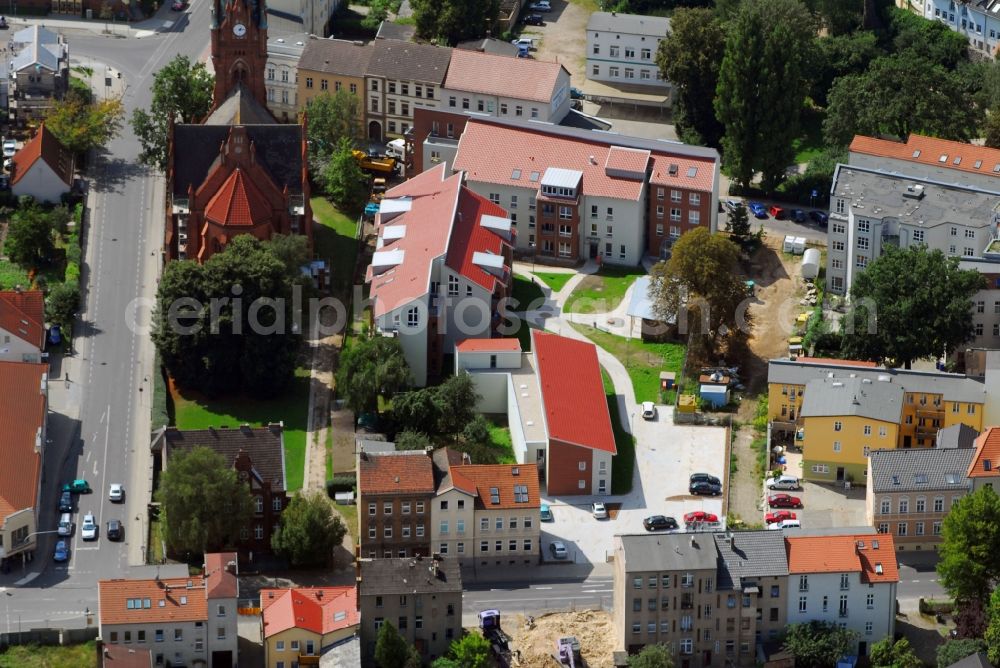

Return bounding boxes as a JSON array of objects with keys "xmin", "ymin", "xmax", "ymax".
[
  {"xmin": 317, "ymin": 590, "xmax": 323, "ymax": 599},
  {"xmin": 690, "ymin": 536, "xmax": 697, "ymax": 548},
  {"xmin": 12, "ymin": 284, "xmax": 21, "ymax": 293},
  {"xmin": 589, "ymin": 155, "xmax": 596, "ymax": 165},
  {"xmin": 240, "ymin": 424, "xmax": 252, "ymax": 434}
]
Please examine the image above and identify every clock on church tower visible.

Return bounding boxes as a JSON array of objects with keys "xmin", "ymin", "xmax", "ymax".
[{"xmin": 209, "ymin": 0, "xmax": 269, "ymax": 111}]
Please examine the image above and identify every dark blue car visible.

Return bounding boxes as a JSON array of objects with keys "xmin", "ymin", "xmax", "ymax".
[
  {"xmin": 809, "ymin": 210, "xmax": 829, "ymax": 226},
  {"xmin": 48, "ymin": 325, "xmax": 61, "ymax": 345},
  {"xmin": 791, "ymin": 209, "xmax": 806, "ymax": 223},
  {"xmin": 748, "ymin": 201, "xmax": 768, "ymax": 219},
  {"xmin": 53, "ymin": 540, "xmax": 69, "ymax": 563}
]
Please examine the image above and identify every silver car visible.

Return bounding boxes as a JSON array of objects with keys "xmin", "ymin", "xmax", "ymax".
[
  {"xmin": 549, "ymin": 541, "xmax": 568, "ymax": 559},
  {"xmin": 81, "ymin": 513, "xmax": 98, "ymax": 541}
]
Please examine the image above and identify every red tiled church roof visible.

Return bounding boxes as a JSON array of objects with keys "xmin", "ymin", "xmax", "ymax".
[{"xmin": 204, "ymin": 168, "xmax": 273, "ymax": 227}]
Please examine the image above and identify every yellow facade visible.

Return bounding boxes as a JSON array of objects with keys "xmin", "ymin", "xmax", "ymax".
[
  {"xmin": 768, "ymin": 382, "xmax": 805, "ymax": 422},
  {"xmin": 264, "ymin": 625, "xmax": 358, "ymax": 668},
  {"xmin": 801, "ymin": 415, "xmax": 899, "ymax": 482},
  {"xmin": 296, "ymin": 70, "xmax": 367, "ymax": 125}
]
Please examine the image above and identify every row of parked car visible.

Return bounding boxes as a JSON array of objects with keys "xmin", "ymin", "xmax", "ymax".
[
  {"xmin": 726, "ymin": 199, "xmax": 829, "ymax": 226},
  {"xmin": 54, "ymin": 479, "xmax": 125, "ymax": 563},
  {"xmin": 765, "ymin": 474, "xmax": 804, "ymax": 530}
]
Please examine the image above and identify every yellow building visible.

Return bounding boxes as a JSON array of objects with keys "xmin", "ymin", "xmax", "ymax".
[
  {"xmin": 261, "ymin": 587, "xmax": 359, "ymax": 667},
  {"xmin": 296, "ymin": 38, "xmax": 371, "ymax": 127}
]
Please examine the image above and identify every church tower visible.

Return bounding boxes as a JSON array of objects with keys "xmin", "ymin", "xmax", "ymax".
[{"xmin": 209, "ymin": 0, "xmax": 269, "ymax": 110}]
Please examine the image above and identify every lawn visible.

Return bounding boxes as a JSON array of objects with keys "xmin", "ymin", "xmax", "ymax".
[
  {"xmin": 148, "ymin": 514, "xmax": 165, "ymax": 564},
  {"xmin": 510, "ymin": 275, "xmax": 546, "ymax": 311},
  {"xmin": 572, "ymin": 323, "xmax": 685, "ymax": 404},
  {"xmin": 564, "ymin": 265, "xmax": 645, "ymax": 314},
  {"xmin": 602, "ymin": 369, "xmax": 635, "ymax": 494},
  {"xmin": 171, "ymin": 367, "xmax": 311, "ymax": 491},
  {"xmin": 0, "ymin": 642, "xmax": 97, "ymax": 668},
  {"xmin": 334, "ymin": 499, "xmax": 359, "ymax": 543},
  {"xmin": 533, "ymin": 271, "xmax": 574, "ymax": 294},
  {"xmin": 792, "ymin": 106, "xmax": 826, "ymax": 165},
  {"xmin": 486, "ymin": 416, "xmax": 516, "ymax": 464},
  {"xmin": 312, "ymin": 196, "xmax": 359, "ymax": 293},
  {"xmin": 0, "ymin": 259, "xmax": 29, "ymax": 289}
]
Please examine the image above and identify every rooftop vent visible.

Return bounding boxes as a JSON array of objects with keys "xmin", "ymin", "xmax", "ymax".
[{"xmin": 903, "ymin": 185, "xmax": 925, "ymax": 200}]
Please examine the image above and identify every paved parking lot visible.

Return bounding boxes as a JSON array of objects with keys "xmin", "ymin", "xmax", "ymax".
[
  {"xmin": 540, "ymin": 404, "xmax": 728, "ymax": 565},
  {"xmin": 762, "ymin": 451, "xmax": 868, "ymax": 529}
]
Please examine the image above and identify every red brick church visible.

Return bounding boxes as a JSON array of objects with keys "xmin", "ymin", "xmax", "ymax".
[{"xmin": 164, "ymin": 0, "xmax": 312, "ymax": 263}]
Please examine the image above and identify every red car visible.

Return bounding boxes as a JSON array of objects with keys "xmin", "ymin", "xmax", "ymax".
[
  {"xmin": 768, "ymin": 494, "xmax": 803, "ymax": 509},
  {"xmin": 769, "ymin": 205, "xmax": 786, "ymax": 220},
  {"xmin": 765, "ymin": 510, "xmax": 797, "ymax": 525},
  {"xmin": 684, "ymin": 511, "xmax": 719, "ymax": 524}
]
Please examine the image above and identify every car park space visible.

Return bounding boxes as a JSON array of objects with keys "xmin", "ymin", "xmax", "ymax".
[{"xmin": 760, "ymin": 458, "xmax": 868, "ymax": 530}]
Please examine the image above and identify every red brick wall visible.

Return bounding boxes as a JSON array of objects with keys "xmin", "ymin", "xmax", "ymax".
[
  {"xmin": 411, "ymin": 107, "xmax": 471, "ymax": 174},
  {"xmin": 537, "ymin": 197, "xmax": 580, "ymax": 261},
  {"xmin": 646, "ymin": 184, "xmax": 713, "ymax": 257},
  {"xmin": 547, "ymin": 438, "xmax": 593, "ymax": 496}
]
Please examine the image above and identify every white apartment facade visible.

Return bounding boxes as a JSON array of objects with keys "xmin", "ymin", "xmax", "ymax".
[
  {"xmin": 922, "ymin": 0, "xmax": 1000, "ymax": 58},
  {"xmin": 586, "ymin": 12, "xmax": 670, "ymax": 90},
  {"xmin": 265, "ymin": 33, "xmax": 310, "ymax": 122}
]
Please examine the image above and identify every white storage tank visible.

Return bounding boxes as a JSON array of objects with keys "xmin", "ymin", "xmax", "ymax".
[{"xmin": 801, "ymin": 247, "xmax": 821, "ymax": 279}]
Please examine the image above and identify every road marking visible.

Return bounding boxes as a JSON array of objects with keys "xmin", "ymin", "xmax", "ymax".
[
  {"xmin": 582, "ymin": 589, "xmax": 612, "ymax": 593},
  {"xmin": 98, "ymin": 403, "xmax": 111, "ymax": 528},
  {"xmin": 533, "ymin": 586, "xmax": 553, "ymax": 590},
  {"xmin": 473, "ymin": 596, "xmax": 605, "ymax": 604},
  {"xmin": 99, "ymin": 408, "xmax": 106, "ymax": 424}
]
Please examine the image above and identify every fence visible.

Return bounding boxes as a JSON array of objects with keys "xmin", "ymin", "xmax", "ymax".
[{"xmin": 0, "ymin": 625, "xmax": 98, "ymax": 649}]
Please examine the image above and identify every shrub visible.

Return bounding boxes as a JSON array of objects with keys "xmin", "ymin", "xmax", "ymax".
[{"xmin": 326, "ymin": 475, "xmax": 356, "ymax": 496}]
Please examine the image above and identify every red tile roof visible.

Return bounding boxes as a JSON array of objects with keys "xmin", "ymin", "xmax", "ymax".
[
  {"xmin": 532, "ymin": 331, "xmax": 616, "ymax": 453},
  {"xmin": 445, "ymin": 187, "xmax": 512, "ymax": 294},
  {"xmin": 454, "ymin": 119, "xmax": 715, "ymax": 200},
  {"xmin": 99, "ymin": 577, "xmax": 208, "ymax": 626},
  {"xmin": 455, "ymin": 338, "xmax": 522, "ymax": 352},
  {"xmin": 443, "ymin": 49, "xmax": 570, "ymax": 104},
  {"xmin": 450, "ymin": 463, "xmax": 540, "ymax": 510},
  {"xmin": 204, "ymin": 168, "xmax": 272, "ymax": 228},
  {"xmin": 795, "ymin": 357, "xmax": 878, "ymax": 368},
  {"xmin": 359, "ymin": 452, "xmax": 435, "ymax": 495},
  {"xmin": 0, "ymin": 362, "xmax": 45, "ymax": 520},
  {"xmin": 785, "ymin": 534, "xmax": 898, "ymax": 583},
  {"xmin": 11, "ymin": 123, "xmax": 73, "ymax": 187},
  {"xmin": 260, "ymin": 587, "xmax": 359, "ymax": 638},
  {"xmin": 968, "ymin": 426, "xmax": 1000, "ymax": 478},
  {"xmin": 605, "ymin": 146, "xmax": 650, "ymax": 174},
  {"xmin": 849, "ymin": 134, "xmax": 1000, "ymax": 177},
  {"xmin": 0, "ymin": 289, "xmax": 44, "ymax": 348},
  {"xmin": 99, "ymin": 645, "xmax": 153, "ymax": 667},
  {"xmin": 204, "ymin": 552, "xmax": 238, "ymax": 599}
]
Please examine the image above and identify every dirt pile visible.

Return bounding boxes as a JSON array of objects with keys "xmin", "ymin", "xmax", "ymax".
[{"xmin": 508, "ymin": 609, "xmax": 616, "ymax": 668}]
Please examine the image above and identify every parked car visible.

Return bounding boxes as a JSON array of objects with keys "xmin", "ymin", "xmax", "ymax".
[
  {"xmin": 53, "ymin": 540, "xmax": 69, "ymax": 563},
  {"xmin": 683, "ymin": 511, "xmax": 719, "ymax": 524},
  {"xmin": 790, "ymin": 209, "xmax": 807, "ymax": 223},
  {"xmin": 769, "ymin": 205, "xmax": 786, "ymax": 220},
  {"xmin": 58, "ymin": 491, "xmax": 73, "ymax": 513},
  {"xmin": 2, "ymin": 139, "xmax": 16, "ymax": 157},
  {"xmin": 540, "ymin": 504, "xmax": 553, "ymax": 522},
  {"xmin": 81, "ymin": 513, "xmax": 98, "ymax": 540},
  {"xmin": 57, "ymin": 513, "xmax": 73, "ymax": 537},
  {"xmin": 549, "ymin": 541, "xmax": 568, "ymax": 559},
  {"xmin": 511, "ymin": 37, "xmax": 535, "ymax": 48},
  {"xmin": 0, "ymin": 17, "xmax": 8, "ymax": 29},
  {"xmin": 766, "ymin": 475, "xmax": 800, "ymax": 490},
  {"xmin": 748, "ymin": 201, "xmax": 768, "ymax": 219},
  {"xmin": 107, "ymin": 519, "xmax": 123, "ymax": 541},
  {"xmin": 690, "ymin": 472, "xmax": 721, "ymax": 486},
  {"xmin": 62, "ymin": 479, "xmax": 91, "ymax": 494},
  {"xmin": 690, "ymin": 480, "xmax": 722, "ymax": 496},
  {"xmin": 109, "ymin": 483, "xmax": 124, "ymax": 502},
  {"xmin": 643, "ymin": 515, "xmax": 678, "ymax": 531},
  {"xmin": 171, "ymin": 1, "xmax": 187, "ymax": 9},
  {"xmin": 48, "ymin": 325, "xmax": 61, "ymax": 346},
  {"xmin": 765, "ymin": 510, "xmax": 797, "ymax": 525},
  {"xmin": 523, "ymin": 13, "xmax": 544, "ymax": 25},
  {"xmin": 527, "ymin": 1, "xmax": 551, "ymax": 11},
  {"xmin": 768, "ymin": 493, "xmax": 803, "ymax": 508},
  {"xmin": 809, "ymin": 210, "xmax": 829, "ymax": 225},
  {"xmin": 641, "ymin": 401, "xmax": 656, "ymax": 420},
  {"xmin": 725, "ymin": 199, "xmax": 744, "ymax": 213},
  {"xmin": 592, "ymin": 502, "xmax": 608, "ymax": 519},
  {"xmin": 570, "ymin": 87, "xmax": 584, "ymax": 100},
  {"xmin": 767, "ymin": 518, "xmax": 801, "ymax": 530}
]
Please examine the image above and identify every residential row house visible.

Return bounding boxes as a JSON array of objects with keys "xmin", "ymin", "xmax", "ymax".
[
  {"xmin": 98, "ymin": 553, "xmax": 239, "ymax": 668},
  {"xmin": 264, "ymin": 33, "xmax": 311, "ymax": 123},
  {"xmin": 357, "ymin": 450, "xmax": 435, "ymax": 559},
  {"xmin": 260, "ymin": 586, "xmax": 360, "ymax": 668},
  {"xmin": 456, "ymin": 332, "xmax": 617, "ymax": 496},
  {"xmin": 0, "ymin": 289, "xmax": 45, "ymax": 363},
  {"xmin": 585, "ymin": 12, "xmax": 671, "ymax": 93},
  {"xmin": 358, "ymin": 556, "xmax": 462, "ymax": 664},
  {"xmin": 296, "ymin": 37, "xmax": 371, "ymax": 130},
  {"xmin": 151, "ymin": 424, "xmax": 288, "ymax": 558},
  {"xmin": 0, "ymin": 361, "xmax": 47, "ymax": 571},
  {"xmin": 767, "ymin": 357, "xmax": 987, "ymax": 482},
  {"xmin": 8, "ymin": 26, "xmax": 69, "ymax": 125},
  {"xmin": 367, "ymin": 163, "xmax": 514, "ymax": 387},
  {"xmin": 613, "ymin": 529, "xmax": 898, "ymax": 666}
]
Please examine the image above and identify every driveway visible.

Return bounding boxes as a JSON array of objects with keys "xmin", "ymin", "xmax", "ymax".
[{"xmin": 520, "ymin": 0, "xmax": 589, "ymax": 83}]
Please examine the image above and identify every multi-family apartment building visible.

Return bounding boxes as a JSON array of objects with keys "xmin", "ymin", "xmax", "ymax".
[
  {"xmin": 358, "ymin": 556, "xmax": 462, "ymax": 663},
  {"xmin": 260, "ymin": 586, "xmax": 359, "ymax": 668},
  {"xmin": 296, "ymin": 38, "xmax": 371, "ymax": 128},
  {"xmin": 98, "ymin": 553, "xmax": 239, "ymax": 668},
  {"xmin": 0, "ymin": 361, "xmax": 46, "ymax": 571},
  {"xmin": 265, "ymin": 0, "xmax": 340, "ymax": 37},
  {"xmin": 364, "ymin": 40, "xmax": 451, "ymax": 142},
  {"xmin": 585, "ymin": 12, "xmax": 670, "ymax": 92},
  {"xmin": 457, "ymin": 332, "xmax": 617, "ymax": 496},
  {"xmin": 785, "ymin": 532, "xmax": 898, "ymax": 656},
  {"xmin": 768, "ymin": 357, "xmax": 987, "ymax": 481},
  {"xmin": 9, "ymin": 26, "xmax": 69, "ymax": 124},
  {"xmin": 0, "ymin": 289, "xmax": 45, "ymax": 363},
  {"xmin": 920, "ymin": 0, "xmax": 1000, "ymax": 58},
  {"xmin": 866, "ymin": 444, "xmax": 974, "ymax": 550},
  {"xmin": 357, "ymin": 450, "xmax": 435, "ymax": 558},
  {"xmin": 966, "ymin": 425, "xmax": 1000, "ymax": 492},
  {"xmin": 265, "ymin": 33, "xmax": 310, "ymax": 123},
  {"xmin": 367, "ymin": 163, "xmax": 514, "ymax": 386},
  {"xmin": 439, "ymin": 116, "xmax": 717, "ymax": 264}
]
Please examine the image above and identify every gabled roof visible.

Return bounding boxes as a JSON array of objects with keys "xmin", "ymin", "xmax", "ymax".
[
  {"xmin": 358, "ymin": 451, "xmax": 435, "ymax": 496},
  {"xmin": 156, "ymin": 425, "xmax": 287, "ymax": 492},
  {"xmin": 968, "ymin": 426, "xmax": 1000, "ymax": 478},
  {"xmin": 714, "ymin": 531, "xmax": 789, "ymax": 590},
  {"xmin": 260, "ymin": 587, "xmax": 359, "ymax": 638},
  {"xmin": 444, "ymin": 187, "xmax": 512, "ymax": 295},
  {"xmin": 298, "ymin": 38, "xmax": 373, "ymax": 77},
  {"xmin": 431, "ymin": 446, "xmax": 474, "ymax": 495},
  {"xmin": 204, "ymin": 552, "xmax": 239, "ymax": 599},
  {"xmin": 367, "ymin": 39, "xmax": 452, "ymax": 84},
  {"xmin": 616, "ymin": 533, "xmax": 717, "ymax": 573},
  {"xmin": 869, "ymin": 448, "xmax": 975, "ymax": 493},
  {"xmin": 849, "ymin": 134, "xmax": 1000, "ymax": 178},
  {"xmin": 204, "ymin": 84, "xmax": 276, "ymax": 125},
  {"xmin": 532, "ymin": 331, "xmax": 616, "ymax": 454},
  {"xmin": 450, "ymin": 463, "xmax": 540, "ymax": 510},
  {"xmin": 99, "ymin": 577, "xmax": 208, "ymax": 626},
  {"xmin": 11, "ymin": 123, "xmax": 73, "ymax": 187},
  {"xmin": 937, "ymin": 423, "xmax": 980, "ymax": 450},
  {"xmin": 99, "ymin": 644, "xmax": 153, "ymax": 667},
  {"xmin": 376, "ymin": 20, "xmax": 417, "ymax": 42},
  {"xmin": 0, "ymin": 289, "xmax": 44, "ymax": 348},
  {"xmin": 785, "ymin": 533, "xmax": 898, "ymax": 583},
  {"xmin": 444, "ymin": 49, "xmax": 569, "ymax": 104},
  {"xmin": 0, "ymin": 362, "xmax": 46, "ymax": 520},
  {"xmin": 455, "ymin": 37, "xmax": 519, "ymax": 58},
  {"xmin": 799, "ymin": 377, "xmax": 904, "ymax": 424},
  {"xmin": 204, "ymin": 168, "xmax": 273, "ymax": 227},
  {"xmin": 10, "ymin": 26, "xmax": 64, "ymax": 74}
]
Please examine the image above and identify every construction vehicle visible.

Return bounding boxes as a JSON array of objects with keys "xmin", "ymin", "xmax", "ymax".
[
  {"xmin": 478, "ymin": 610, "xmax": 512, "ymax": 664},
  {"xmin": 352, "ymin": 149, "xmax": 396, "ymax": 174},
  {"xmin": 556, "ymin": 636, "xmax": 582, "ymax": 666}
]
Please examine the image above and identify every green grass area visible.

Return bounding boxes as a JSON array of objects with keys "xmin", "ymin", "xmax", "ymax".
[
  {"xmin": 0, "ymin": 259, "xmax": 29, "ymax": 289},
  {"xmin": 148, "ymin": 515, "xmax": 165, "ymax": 564},
  {"xmin": 172, "ymin": 367, "xmax": 311, "ymax": 491},
  {"xmin": 567, "ymin": 0, "xmax": 599, "ymax": 11},
  {"xmin": 0, "ymin": 641, "xmax": 97, "ymax": 668},
  {"xmin": 565, "ymin": 266, "xmax": 645, "ymax": 314},
  {"xmin": 571, "ymin": 323, "xmax": 684, "ymax": 404},
  {"xmin": 511, "ymin": 275, "xmax": 546, "ymax": 311},
  {"xmin": 325, "ymin": 428, "xmax": 333, "ymax": 480},
  {"xmin": 486, "ymin": 417, "xmax": 516, "ymax": 464},
  {"xmin": 534, "ymin": 271, "xmax": 574, "ymax": 294},
  {"xmin": 311, "ymin": 197, "xmax": 359, "ymax": 291},
  {"xmin": 600, "ymin": 368, "xmax": 635, "ymax": 494},
  {"xmin": 334, "ymin": 499, "xmax": 359, "ymax": 543},
  {"xmin": 792, "ymin": 107, "xmax": 826, "ymax": 165}
]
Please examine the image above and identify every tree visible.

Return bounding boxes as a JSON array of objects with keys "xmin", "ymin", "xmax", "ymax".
[
  {"xmin": 987, "ymin": 588, "xmax": 1000, "ymax": 665},
  {"xmin": 271, "ymin": 491, "xmax": 347, "ymax": 567},
  {"xmin": 45, "ymin": 89, "xmax": 125, "ymax": 155},
  {"xmin": 841, "ymin": 246, "xmax": 983, "ymax": 367},
  {"xmin": 715, "ymin": 0, "xmax": 816, "ymax": 190},
  {"xmin": 986, "ymin": 110, "xmax": 1000, "ymax": 150},
  {"xmin": 152, "ymin": 235, "xmax": 301, "ymax": 396},
  {"xmin": 131, "ymin": 55, "xmax": 215, "ymax": 170},
  {"xmin": 782, "ymin": 621, "xmax": 859, "ymax": 668},
  {"xmin": 395, "ymin": 430, "xmax": 434, "ymax": 451},
  {"xmin": 628, "ymin": 643, "xmax": 674, "ymax": 668},
  {"xmin": 264, "ymin": 234, "xmax": 312, "ymax": 283},
  {"xmin": 304, "ymin": 90, "xmax": 363, "ymax": 162},
  {"xmin": 938, "ymin": 486, "xmax": 1000, "ymax": 605},
  {"xmin": 443, "ymin": 632, "xmax": 491, "ymax": 668},
  {"xmin": 870, "ymin": 637, "xmax": 921, "ymax": 668},
  {"xmin": 375, "ymin": 622, "xmax": 413, "ymax": 668},
  {"xmin": 46, "ymin": 282, "xmax": 80, "ymax": 332},
  {"xmin": 886, "ymin": 6, "xmax": 970, "ymax": 69},
  {"xmin": 938, "ymin": 639, "xmax": 986, "ymax": 668},
  {"xmin": 810, "ymin": 31, "xmax": 883, "ymax": 107},
  {"xmin": 655, "ymin": 8, "xmax": 725, "ymax": 147},
  {"xmin": 649, "ymin": 227, "xmax": 750, "ymax": 353},
  {"xmin": 336, "ymin": 335, "xmax": 411, "ymax": 415},
  {"xmin": 157, "ymin": 446, "xmax": 253, "ymax": 554},
  {"xmin": 362, "ymin": 0, "xmax": 391, "ymax": 30},
  {"xmin": 392, "ymin": 374, "xmax": 481, "ymax": 440},
  {"xmin": 804, "ymin": 0, "xmax": 863, "ymax": 34},
  {"xmin": 725, "ymin": 203, "xmax": 750, "ymax": 239},
  {"xmin": 4, "ymin": 206, "xmax": 54, "ymax": 269},
  {"xmin": 323, "ymin": 137, "xmax": 368, "ymax": 211},
  {"xmin": 410, "ymin": 0, "xmax": 500, "ymax": 44}
]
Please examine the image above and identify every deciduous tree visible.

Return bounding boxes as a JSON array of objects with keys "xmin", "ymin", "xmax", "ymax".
[
  {"xmin": 628, "ymin": 643, "xmax": 674, "ymax": 668},
  {"xmin": 782, "ymin": 621, "xmax": 858, "ymax": 668},
  {"xmin": 304, "ymin": 89, "xmax": 363, "ymax": 162},
  {"xmin": 45, "ymin": 89, "xmax": 125, "ymax": 155},
  {"xmin": 158, "ymin": 446, "xmax": 253, "ymax": 554},
  {"xmin": 804, "ymin": 0, "xmax": 863, "ymax": 34},
  {"xmin": 323, "ymin": 137, "xmax": 368, "ymax": 211},
  {"xmin": 411, "ymin": 0, "xmax": 500, "ymax": 44},
  {"xmin": 271, "ymin": 491, "xmax": 347, "ymax": 567},
  {"xmin": 725, "ymin": 203, "xmax": 750, "ymax": 239},
  {"xmin": 938, "ymin": 639, "xmax": 986, "ymax": 668},
  {"xmin": 810, "ymin": 31, "xmax": 882, "ymax": 107},
  {"xmin": 870, "ymin": 637, "xmax": 921, "ymax": 668},
  {"xmin": 336, "ymin": 335, "xmax": 411, "ymax": 415},
  {"xmin": 4, "ymin": 206, "xmax": 54, "ymax": 269},
  {"xmin": 442, "ymin": 632, "xmax": 491, "ymax": 668},
  {"xmin": 987, "ymin": 588, "xmax": 1000, "ymax": 665},
  {"xmin": 375, "ymin": 622, "xmax": 414, "ymax": 668},
  {"xmin": 841, "ymin": 246, "xmax": 983, "ymax": 368},
  {"xmin": 938, "ymin": 486, "xmax": 1000, "ymax": 605},
  {"xmin": 395, "ymin": 430, "xmax": 434, "ymax": 451},
  {"xmin": 46, "ymin": 282, "xmax": 80, "ymax": 332}
]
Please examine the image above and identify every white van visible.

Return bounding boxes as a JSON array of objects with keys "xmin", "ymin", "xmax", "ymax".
[
  {"xmin": 385, "ymin": 139, "xmax": 406, "ymax": 161},
  {"xmin": 766, "ymin": 474, "xmax": 801, "ymax": 490},
  {"xmin": 57, "ymin": 513, "xmax": 73, "ymax": 536},
  {"xmin": 767, "ymin": 518, "xmax": 801, "ymax": 531}
]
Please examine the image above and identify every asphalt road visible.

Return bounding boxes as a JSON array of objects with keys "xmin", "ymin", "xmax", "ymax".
[{"xmin": 461, "ymin": 574, "xmax": 615, "ymax": 627}]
